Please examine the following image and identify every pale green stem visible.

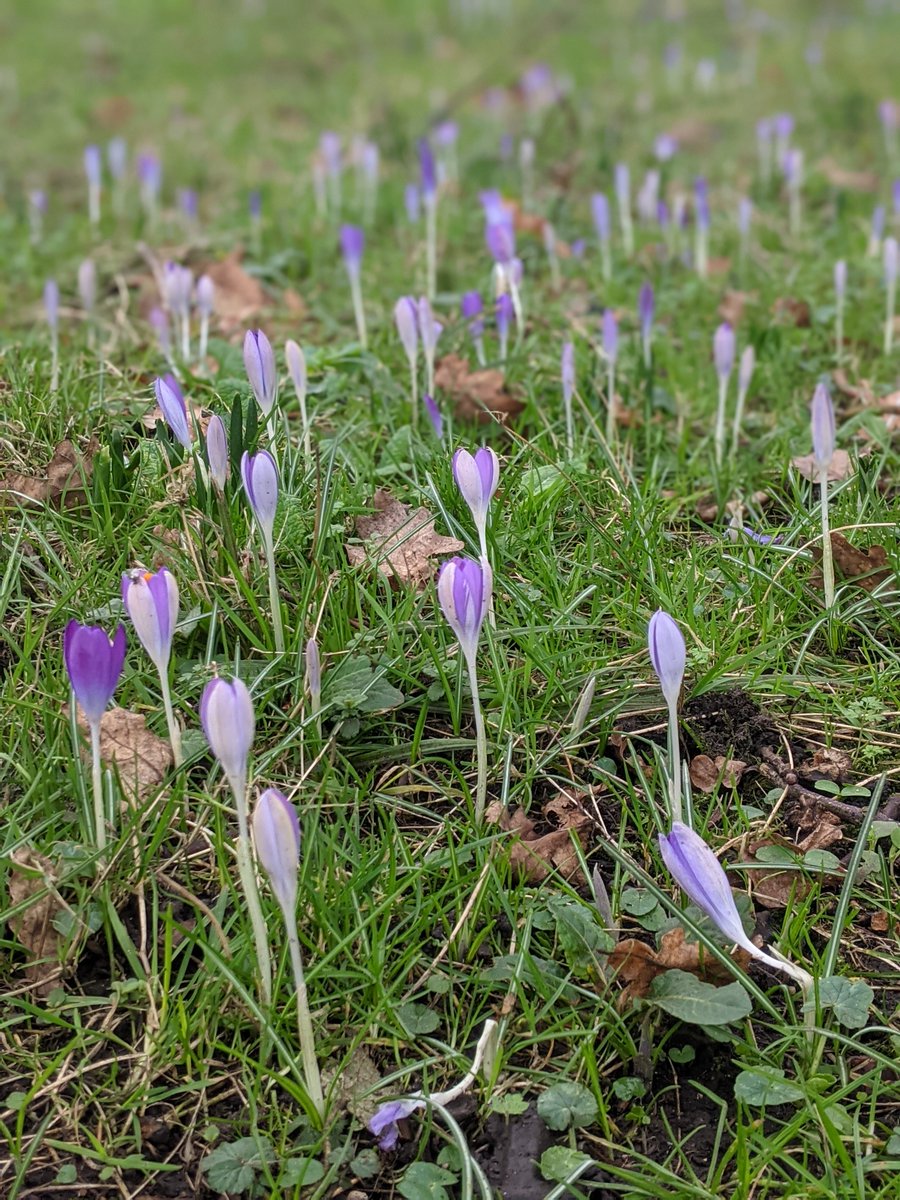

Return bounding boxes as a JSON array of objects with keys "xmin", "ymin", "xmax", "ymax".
[
  {"xmin": 233, "ymin": 777, "xmax": 272, "ymax": 1007},
  {"xmin": 50, "ymin": 337, "xmax": 59, "ymax": 393},
  {"xmin": 835, "ymin": 301, "xmax": 843, "ymax": 363},
  {"xmin": 789, "ymin": 185, "xmax": 801, "ymax": 236},
  {"xmin": 564, "ymin": 387, "xmax": 574, "ymax": 458},
  {"xmin": 478, "ymin": 541, "xmax": 494, "ymax": 629},
  {"xmin": 158, "ymin": 669, "xmax": 183, "ymax": 767},
  {"xmin": 299, "ymin": 389, "xmax": 311, "ymax": 462},
  {"xmin": 695, "ymin": 228, "xmax": 708, "ymax": 278},
  {"xmin": 90, "ymin": 720, "xmax": 106, "ymax": 855},
  {"xmin": 605, "ymin": 362, "xmax": 616, "ymax": 443},
  {"xmin": 621, "ymin": 211, "xmax": 634, "ymax": 258},
  {"xmin": 465, "ymin": 651, "xmax": 488, "ymax": 823},
  {"xmin": 285, "ymin": 921, "xmax": 326, "ymax": 1120},
  {"xmin": 714, "ymin": 375, "xmax": 728, "ymax": 470},
  {"xmin": 666, "ymin": 698, "xmax": 683, "ymax": 826},
  {"xmin": 263, "ymin": 532, "xmax": 285, "ymax": 654},
  {"xmin": 819, "ymin": 465, "xmax": 835, "ymax": 612},
  {"xmin": 425, "ymin": 195, "xmax": 437, "ymax": 301},
  {"xmin": 350, "ymin": 273, "xmax": 367, "ymax": 349},
  {"xmin": 410, "ymin": 361, "xmax": 419, "ymax": 431}
]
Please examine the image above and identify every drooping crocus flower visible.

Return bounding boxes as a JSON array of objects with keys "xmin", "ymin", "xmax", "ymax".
[
  {"xmin": 602, "ymin": 308, "xmax": 618, "ymax": 442},
  {"xmin": 243, "ymin": 328, "xmax": 277, "ymax": 420},
  {"xmin": 206, "ymin": 414, "xmax": 228, "ymax": 492},
  {"xmin": 496, "ymin": 292, "xmax": 513, "ymax": 364},
  {"xmin": 713, "ymin": 322, "xmax": 735, "ymax": 469},
  {"xmin": 122, "ymin": 567, "xmax": 182, "ymax": 765},
  {"xmin": 201, "ymin": 675, "xmax": 271, "ymax": 1006},
  {"xmin": 810, "ymin": 383, "xmax": 836, "ymax": 613},
  {"xmin": 884, "ymin": 236, "xmax": 898, "ymax": 354},
  {"xmin": 78, "ymin": 259, "xmax": 96, "ymax": 316},
  {"xmin": 251, "ymin": 786, "xmax": 325, "ymax": 1116},
  {"xmin": 437, "ymin": 556, "xmax": 492, "ymax": 821},
  {"xmin": 44, "ymin": 279, "xmax": 59, "ymax": 391},
  {"xmin": 242, "ymin": 450, "xmax": 284, "ymax": 653},
  {"xmin": 340, "ymin": 225, "xmax": 367, "ymax": 348},
  {"xmin": 638, "ymin": 282, "xmax": 654, "ymax": 368},
  {"xmin": 418, "ymin": 295, "xmax": 441, "ymax": 398},
  {"xmin": 84, "ymin": 144, "xmax": 102, "ymax": 226},
  {"xmin": 659, "ymin": 822, "xmax": 812, "ymax": 988},
  {"xmin": 394, "ymin": 296, "xmax": 419, "ymax": 423},
  {"xmin": 153, "ymin": 374, "xmax": 192, "ymax": 450},
  {"xmin": 592, "ymin": 192, "xmax": 612, "ymax": 280},
  {"xmin": 424, "ymin": 394, "xmax": 443, "ymax": 441},
  {"xmin": 453, "ymin": 447, "xmax": 499, "ymax": 563},
  {"xmin": 648, "ymin": 608, "xmax": 686, "ymax": 824},
  {"xmin": 562, "ymin": 340, "xmax": 575, "ymax": 456},
  {"xmin": 731, "ymin": 344, "xmax": 756, "ymax": 456},
  {"xmin": 370, "ymin": 1098, "xmax": 424, "ymax": 1152},
  {"xmin": 64, "ymin": 621, "xmax": 127, "ymax": 852},
  {"xmin": 615, "ymin": 164, "xmax": 633, "ymax": 256},
  {"xmin": 461, "ymin": 290, "xmax": 485, "ymax": 366},
  {"xmin": 285, "ymin": 339, "xmax": 311, "ymax": 459}
]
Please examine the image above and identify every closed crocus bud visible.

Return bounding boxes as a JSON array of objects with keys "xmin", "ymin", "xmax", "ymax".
[
  {"xmin": 811, "ymin": 382, "xmax": 835, "ymax": 469},
  {"xmin": 834, "ymin": 260, "xmax": 846, "ymax": 302},
  {"xmin": 561, "ymin": 341, "xmax": 575, "ymax": 404},
  {"xmin": 206, "ymin": 414, "xmax": 228, "ymax": 491},
  {"xmin": 243, "ymin": 329, "xmax": 278, "ymax": 417},
  {"xmin": 78, "ymin": 259, "xmax": 96, "ymax": 313},
  {"xmin": 241, "ymin": 450, "xmax": 279, "ymax": 545},
  {"xmin": 107, "ymin": 136, "xmax": 127, "ymax": 180},
  {"xmin": 591, "ymin": 192, "xmax": 610, "ymax": 241},
  {"xmin": 437, "ymin": 556, "xmax": 491, "ymax": 664},
  {"xmin": 394, "ymin": 296, "xmax": 419, "ymax": 367},
  {"xmin": 659, "ymin": 822, "xmax": 752, "ymax": 952},
  {"xmin": 154, "ymin": 374, "xmax": 192, "ymax": 449},
  {"xmin": 196, "ymin": 274, "xmax": 215, "ymax": 318},
  {"xmin": 738, "ymin": 345, "xmax": 755, "ymax": 395},
  {"xmin": 285, "ymin": 339, "xmax": 306, "ymax": 403},
  {"xmin": 424, "ymin": 394, "xmax": 443, "ymax": 440},
  {"xmin": 404, "ymin": 183, "xmax": 421, "ymax": 223},
  {"xmin": 453, "ymin": 447, "xmax": 500, "ymax": 532},
  {"xmin": 655, "ymin": 133, "xmax": 677, "ymax": 162},
  {"xmin": 485, "ymin": 216, "xmax": 515, "ymax": 266},
  {"xmin": 122, "ymin": 567, "xmax": 179, "ymax": 676},
  {"xmin": 149, "ymin": 307, "xmax": 171, "ymax": 357},
  {"xmin": 84, "ymin": 144, "xmax": 102, "ymax": 187},
  {"xmin": 648, "ymin": 609, "xmax": 686, "ymax": 709},
  {"xmin": 461, "ymin": 290, "xmax": 484, "ymax": 335},
  {"xmin": 64, "ymin": 621, "xmax": 126, "ymax": 726},
  {"xmin": 200, "ymin": 675, "xmax": 255, "ymax": 791},
  {"xmin": 44, "ymin": 279, "xmax": 59, "ymax": 334},
  {"xmin": 639, "ymin": 282, "xmax": 654, "ymax": 341},
  {"xmin": 885, "ymin": 236, "xmax": 898, "ymax": 285},
  {"xmin": 713, "ymin": 322, "xmax": 735, "ymax": 380},
  {"xmin": 252, "ymin": 787, "xmax": 301, "ymax": 914},
  {"xmin": 602, "ymin": 308, "xmax": 618, "ymax": 363},
  {"xmin": 496, "ymin": 292, "xmax": 514, "ymax": 339},
  {"xmin": 615, "ymin": 163, "xmax": 630, "ymax": 208},
  {"xmin": 419, "ymin": 138, "xmax": 437, "ymax": 200},
  {"xmin": 340, "ymin": 224, "xmax": 365, "ymax": 276}
]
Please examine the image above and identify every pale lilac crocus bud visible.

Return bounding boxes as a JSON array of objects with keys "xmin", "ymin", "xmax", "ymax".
[
  {"xmin": 639, "ymin": 283, "xmax": 654, "ymax": 366},
  {"xmin": 200, "ymin": 676, "xmax": 255, "ymax": 794},
  {"xmin": 394, "ymin": 296, "xmax": 419, "ymax": 369},
  {"xmin": 424, "ymin": 394, "xmax": 443, "ymax": 440},
  {"xmin": 107, "ymin": 137, "xmax": 127, "ymax": 180},
  {"xmin": 340, "ymin": 224, "xmax": 364, "ymax": 276},
  {"xmin": 885, "ymin": 237, "xmax": 898, "ymax": 353},
  {"xmin": 241, "ymin": 450, "xmax": 279, "ymax": 546},
  {"xmin": 834, "ymin": 261, "xmax": 846, "ymax": 360},
  {"xmin": 122, "ymin": 567, "xmax": 179, "ymax": 676},
  {"xmin": 591, "ymin": 192, "xmax": 610, "ymax": 242},
  {"xmin": 252, "ymin": 788, "xmax": 300, "ymax": 914},
  {"xmin": 179, "ymin": 187, "xmax": 198, "ymax": 222},
  {"xmin": 138, "ymin": 152, "xmax": 162, "ymax": 215},
  {"xmin": 871, "ymin": 205, "xmax": 886, "ymax": 256},
  {"xmin": 655, "ymin": 133, "xmax": 677, "ymax": 162},
  {"xmin": 738, "ymin": 345, "xmax": 755, "ymax": 396},
  {"xmin": 84, "ymin": 145, "xmax": 102, "ymax": 216},
  {"xmin": 437, "ymin": 556, "xmax": 491, "ymax": 665},
  {"xmin": 404, "ymin": 183, "xmax": 421, "ymax": 224},
  {"xmin": 615, "ymin": 164, "xmax": 633, "ymax": 255},
  {"xmin": 885, "ymin": 236, "xmax": 898, "ymax": 285},
  {"xmin": 206, "ymin": 414, "xmax": 228, "ymax": 491},
  {"xmin": 453, "ymin": 447, "xmax": 499, "ymax": 552},
  {"xmin": 154, "ymin": 374, "xmax": 192, "ymax": 450},
  {"xmin": 811, "ymin": 383, "xmax": 835, "ymax": 470},
  {"xmin": 78, "ymin": 259, "xmax": 96, "ymax": 314},
  {"xmin": 648, "ymin": 608, "xmax": 685, "ymax": 709},
  {"xmin": 149, "ymin": 307, "xmax": 173, "ymax": 365},
  {"xmin": 28, "ymin": 189, "xmax": 46, "ymax": 242},
  {"xmin": 461, "ymin": 290, "xmax": 485, "ymax": 341},
  {"xmin": 243, "ymin": 329, "xmax": 278, "ymax": 417},
  {"xmin": 714, "ymin": 323, "xmax": 735, "ymax": 380}
]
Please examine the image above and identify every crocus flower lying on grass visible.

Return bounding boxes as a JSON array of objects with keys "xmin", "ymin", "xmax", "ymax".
[
  {"xmin": 242, "ymin": 450, "xmax": 285, "ymax": 654},
  {"xmin": 201, "ymin": 676, "xmax": 271, "ymax": 1007},
  {"xmin": 122, "ymin": 567, "xmax": 182, "ymax": 766},
  {"xmin": 659, "ymin": 822, "xmax": 812, "ymax": 988},
  {"xmin": 811, "ymin": 383, "xmax": 836, "ymax": 612},
  {"xmin": 252, "ymin": 787, "xmax": 325, "ymax": 1120},
  {"xmin": 648, "ymin": 609, "xmax": 686, "ymax": 825},
  {"xmin": 438, "ymin": 556, "xmax": 492, "ymax": 821},
  {"xmin": 341, "ymin": 224, "xmax": 367, "ymax": 348},
  {"xmin": 64, "ymin": 621, "xmax": 126, "ymax": 853}
]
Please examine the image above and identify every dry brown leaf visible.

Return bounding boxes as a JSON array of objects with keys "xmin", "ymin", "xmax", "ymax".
[
  {"xmin": 792, "ymin": 449, "xmax": 854, "ymax": 482},
  {"xmin": 832, "ymin": 369, "xmax": 875, "ymax": 404},
  {"xmin": 667, "ymin": 117, "xmax": 715, "ymax": 149},
  {"xmin": 72, "ymin": 705, "xmax": 173, "ymax": 802},
  {"xmin": 0, "ymin": 438, "xmax": 99, "ymax": 509},
  {"xmin": 695, "ymin": 490, "xmax": 769, "ymax": 523},
  {"xmin": 91, "ymin": 95, "xmax": 134, "ymax": 127},
  {"xmin": 435, "ymin": 353, "xmax": 524, "ymax": 424},
  {"xmin": 870, "ymin": 911, "xmax": 889, "ymax": 932},
  {"xmin": 609, "ymin": 927, "xmax": 751, "ymax": 1002},
  {"xmin": 718, "ymin": 290, "xmax": 756, "ymax": 326},
  {"xmin": 345, "ymin": 489, "xmax": 463, "ymax": 588},
  {"xmin": 800, "ymin": 747, "xmax": 853, "ymax": 784},
  {"xmin": 486, "ymin": 795, "xmax": 592, "ymax": 885},
  {"xmin": 7, "ymin": 849, "xmax": 65, "ymax": 995},
  {"xmin": 797, "ymin": 816, "xmax": 844, "ymax": 853},
  {"xmin": 810, "ymin": 532, "xmax": 893, "ymax": 594},
  {"xmin": 772, "ymin": 296, "xmax": 811, "ymax": 327},
  {"xmin": 689, "ymin": 754, "xmax": 746, "ymax": 793},
  {"xmin": 817, "ymin": 157, "xmax": 879, "ymax": 192},
  {"xmin": 202, "ymin": 250, "xmax": 268, "ymax": 334},
  {"xmin": 746, "ymin": 836, "xmax": 809, "ymax": 910},
  {"xmin": 707, "ymin": 256, "xmax": 732, "ymax": 277},
  {"xmin": 283, "ymin": 288, "xmax": 308, "ymax": 317}
]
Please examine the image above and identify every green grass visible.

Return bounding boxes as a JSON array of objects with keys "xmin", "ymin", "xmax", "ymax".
[{"xmin": 2, "ymin": 0, "xmax": 900, "ymax": 1197}]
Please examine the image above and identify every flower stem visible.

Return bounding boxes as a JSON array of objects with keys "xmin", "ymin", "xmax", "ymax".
[
  {"xmin": 819, "ymin": 465, "xmax": 835, "ymax": 612},
  {"xmin": 466, "ymin": 654, "xmax": 488, "ymax": 823},
  {"xmin": 159, "ymin": 670, "xmax": 183, "ymax": 768},
  {"xmin": 233, "ymin": 783, "xmax": 273, "ymax": 1008},
  {"xmin": 605, "ymin": 362, "xmax": 616, "ymax": 443},
  {"xmin": 90, "ymin": 720, "xmax": 106, "ymax": 854},
  {"xmin": 731, "ymin": 385, "xmax": 747, "ymax": 459},
  {"xmin": 666, "ymin": 698, "xmax": 683, "ymax": 826},
  {"xmin": 410, "ymin": 361, "xmax": 419, "ymax": 431},
  {"xmin": 264, "ymin": 534, "xmax": 285, "ymax": 654},
  {"xmin": 350, "ymin": 273, "xmax": 367, "ymax": 349},
  {"xmin": 286, "ymin": 922, "xmax": 325, "ymax": 1121},
  {"xmin": 714, "ymin": 375, "xmax": 728, "ymax": 470}
]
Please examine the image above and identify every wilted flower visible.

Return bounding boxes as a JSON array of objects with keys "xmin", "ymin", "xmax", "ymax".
[
  {"xmin": 369, "ymin": 1098, "xmax": 424, "ymax": 1152},
  {"xmin": 154, "ymin": 374, "xmax": 192, "ymax": 450},
  {"xmin": 243, "ymin": 329, "xmax": 278, "ymax": 417}
]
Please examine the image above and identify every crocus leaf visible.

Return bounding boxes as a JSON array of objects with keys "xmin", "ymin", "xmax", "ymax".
[
  {"xmin": 539, "ymin": 1146, "xmax": 593, "ymax": 1183},
  {"xmin": 648, "ymin": 969, "xmax": 752, "ymax": 1025},
  {"xmin": 536, "ymin": 1081, "xmax": 598, "ymax": 1132},
  {"xmin": 734, "ymin": 1068, "xmax": 805, "ymax": 1107}
]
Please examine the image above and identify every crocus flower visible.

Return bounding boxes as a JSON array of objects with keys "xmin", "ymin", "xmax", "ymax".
[
  {"xmin": 395, "ymin": 296, "xmax": 418, "ymax": 369},
  {"xmin": 885, "ymin": 236, "xmax": 898, "ymax": 353},
  {"xmin": 243, "ymin": 329, "xmax": 278, "ymax": 417},
  {"xmin": 179, "ymin": 187, "xmax": 198, "ymax": 222},
  {"xmin": 638, "ymin": 283, "xmax": 654, "ymax": 367},
  {"xmin": 418, "ymin": 295, "xmax": 442, "ymax": 395},
  {"xmin": 138, "ymin": 152, "xmax": 162, "ymax": 217},
  {"xmin": 732, "ymin": 344, "xmax": 756, "ymax": 455},
  {"xmin": 306, "ymin": 636, "xmax": 321, "ymax": 725},
  {"xmin": 649, "ymin": 608, "xmax": 686, "ymax": 824},
  {"xmin": 286, "ymin": 339, "xmax": 311, "ymax": 459},
  {"xmin": 811, "ymin": 383, "xmax": 835, "ymax": 470},
  {"xmin": 84, "ymin": 144, "xmax": 102, "ymax": 224},
  {"xmin": 418, "ymin": 138, "xmax": 437, "ymax": 202},
  {"xmin": 602, "ymin": 308, "xmax": 618, "ymax": 441},
  {"xmin": 369, "ymin": 1098, "xmax": 424, "ymax": 1152},
  {"xmin": 774, "ymin": 112, "xmax": 794, "ymax": 158},
  {"xmin": 453, "ymin": 448, "xmax": 499, "ymax": 556},
  {"xmin": 592, "ymin": 192, "xmax": 612, "ymax": 279},
  {"xmin": 78, "ymin": 259, "xmax": 96, "ymax": 315},
  {"xmin": 424, "ymin": 394, "xmax": 443, "ymax": 440},
  {"xmin": 659, "ymin": 822, "xmax": 812, "ymax": 987},
  {"xmin": 714, "ymin": 323, "xmax": 735, "ymax": 380},
  {"xmin": 252, "ymin": 787, "xmax": 300, "ymax": 914},
  {"xmin": 404, "ymin": 183, "xmax": 420, "ymax": 223},
  {"xmin": 241, "ymin": 449, "xmax": 279, "ymax": 546},
  {"xmin": 602, "ymin": 308, "xmax": 618, "ymax": 363},
  {"xmin": 154, "ymin": 374, "xmax": 192, "ymax": 450},
  {"xmin": 200, "ymin": 675, "xmax": 255, "ymax": 791},
  {"xmin": 206, "ymin": 414, "xmax": 228, "ymax": 491},
  {"xmin": 196, "ymin": 274, "xmax": 214, "ymax": 363},
  {"xmin": 248, "ymin": 189, "xmax": 262, "ymax": 222},
  {"xmin": 834, "ymin": 260, "xmax": 846, "ymax": 360},
  {"xmin": 149, "ymin": 307, "xmax": 174, "ymax": 368},
  {"xmin": 870, "ymin": 204, "xmax": 886, "ymax": 257},
  {"xmin": 615, "ymin": 164, "xmax": 633, "ymax": 255},
  {"xmin": 122, "ymin": 567, "xmax": 179, "ymax": 677},
  {"xmin": 655, "ymin": 133, "xmax": 677, "ymax": 162},
  {"xmin": 341, "ymin": 225, "xmax": 367, "ymax": 346},
  {"xmin": 438, "ymin": 556, "xmax": 490, "ymax": 666},
  {"xmin": 485, "ymin": 210, "xmax": 516, "ymax": 266},
  {"xmin": 28, "ymin": 189, "xmax": 46, "ymax": 242},
  {"xmin": 64, "ymin": 621, "xmax": 126, "ymax": 727},
  {"xmin": 44, "ymin": 278, "xmax": 59, "ymax": 336},
  {"xmin": 738, "ymin": 196, "xmax": 753, "ymax": 247}
]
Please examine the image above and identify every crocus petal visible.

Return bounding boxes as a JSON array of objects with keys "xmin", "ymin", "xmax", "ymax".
[
  {"xmin": 243, "ymin": 329, "xmax": 277, "ymax": 416},
  {"xmin": 200, "ymin": 676, "xmax": 255, "ymax": 792},
  {"xmin": 394, "ymin": 297, "xmax": 418, "ymax": 366},
  {"xmin": 64, "ymin": 621, "xmax": 126, "ymax": 725},
  {"xmin": 659, "ymin": 822, "xmax": 751, "ymax": 949},
  {"xmin": 438, "ymin": 556, "xmax": 489, "ymax": 662},
  {"xmin": 241, "ymin": 450, "xmax": 279, "ymax": 544},
  {"xmin": 123, "ymin": 568, "xmax": 178, "ymax": 675},
  {"xmin": 154, "ymin": 374, "xmax": 192, "ymax": 449},
  {"xmin": 252, "ymin": 787, "xmax": 301, "ymax": 914},
  {"xmin": 811, "ymin": 383, "xmax": 835, "ymax": 469},
  {"xmin": 713, "ymin": 323, "xmax": 735, "ymax": 380},
  {"xmin": 648, "ymin": 609, "xmax": 685, "ymax": 709}
]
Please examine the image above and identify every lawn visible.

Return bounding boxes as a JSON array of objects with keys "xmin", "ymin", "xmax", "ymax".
[{"xmin": 2, "ymin": 0, "xmax": 900, "ymax": 1197}]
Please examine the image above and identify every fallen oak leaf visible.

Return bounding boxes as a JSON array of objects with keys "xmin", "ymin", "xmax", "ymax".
[
  {"xmin": 435, "ymin": 353, "xmax": 524, "ymax": 424},
  {"xmin": 810, "ymin": 533, "xmax": 893, "ymax": 594},
  {"xmin": 0, "ymin": 438, "xmax": 99, "ymax": 509},
  {"xmin": 689, "ymin": 754, "xmax": 746, "ymax": 794},
  {"xmin": 609, "ymin": 927, "xmax": 752, "ymax": 1003},
  {"xmin": 345, "ymin": 488, "xmax": 463, "ymax": 589},
  {"xmin": 718, "ymin": 290, "xmax": 757, "ymax": 326},
  {"xmin": 792, "ymin": 449, "xmax": 854, "ymax": 482},
  {"xmin": 485, "ymin": 795, "xmax": 592, "ymax": 885},
  {"xmin": 201, "ymin": 249, "xmax": 268, "ymax": 334},
  {"xmin": 69, "ymin": 704, "xmax": 173, "ymax": 803},
  {"xmin": 7, "ymin": 848, "xmax": 66, "ymax": 996}
]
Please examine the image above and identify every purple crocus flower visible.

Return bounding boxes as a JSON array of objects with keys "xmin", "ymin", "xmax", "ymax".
[
  {"xmin": 404, "ymin": 183, "xmax": 421, "ymax": 224},
  {"xmin": 340, "ymin": 224, "xmax": 365, "ymax": 276},
  {"xmin": 84, "ymin": 145, "xmax": 102, "ymax": 187},
  {"xmin": 872, "ymin": 204, "xmax": 886, "ymax": 244},
  {"xmin": 615, "ymin": 163, "xmax": 630, "ymax": 209},
  {"xmin": 496, "ymin": 292, "xmax": 514, "ymax": 358},
  {"xmin": 738, "ymin": 345, "xmax": 755, "ymax": 396},
  {"xmin": 320, "ymin": 131, "xmax": 341, "ymax": 178},
  {"xmin": 138, "ymin": 153, "xmax": 162, "ymax": 201},
  {"xmin": 149, "ymin": 307, "xmax": 172, "ymax": 360},
  {"xmin": 394, "ymin": 296, "xmax": 419, "ymax": 369},
  {"xmin": 243, "ymin": 329, "xmax": 278, "ymax": 417},
  {"xmin": 200, "ymin": 676, "xmax": 255, "ymax": 792},
  {"xmin": 418, "ymin": 295, "xmax": 442, "ymax": 366},
  {"xmin": 64, "ymin": 621, "xmax": 126, "ymax": 726},
  {"xmin": 602, "ymin": 308, "xmax": 618, "ymax": 364},
  {"xmin": 880, "ymin": 99, "xmax": 897, "ymax": 132},
  {"xmin": 29, "ymin": 188, "xmax": 47, "ymax": 216},
  {"xmin": 659, "ymin": 822, "xmax": 752, "ymax": 950},
  {"xmin": 885, "ymin": 236, "xmax": 898, "ymax": 286},
  {"xmin": 713, "ymin": 323, "xmax": 735, "ymax": 380},
  {"xmin": 738, "ymin": 196, "xmax": 753, "ymax": 238},
  {"xmin": 424, "ymin": 394, "xmax": 443, "ymax": 440},
  {"xmin": 453, "ymin": 447, "xmax": 500, "ymax": 539},
  {"xmin": 419, "ymin": 138, "xmax": 437, "ymax": 201},
  {"xmin": 206, "ymin": 414, "xmax": 228, "ymax": 491},
  {"xmin": 252, "ymin": 788, "xmax": 300, "ymax": 914},
  {"xmin": 811, "ymin": 383, "xmax": 835, "ymax": 470},
  {"xmin": 648, "ymin": 609, "xmax": 686, "ymax": 708},
  {"xmin": 369, "ymin": 1098, "xmax": 424, "ymax": 1152},
  {"xmin": 834, "ymin": 260, "xmax": 847, "ymax": 303},
  {"xmin": 437, "ymin": 556, "xmax": 491, "ymax": 664},
  {"xmin": 122, "ymin": 567, "xmax": 179, "ymax": 675},
  {"xmin": 248, "ymin": 190, "xmax": 262, "ymax": 222},
  {"xmin": 241, "ymin": 450, "xmax": 279, "ymax": 545},
  {"xmin": 657, "ymin": 200, "xmax": 670, "ymax": 233},
  {"xmin": 179, "ymin": 188, "xmax": 198, "ymax": 221},
  {"xmin": 196, "ymin": 274, "xmax": 215, "ymax": 319},
  {"xmin": 154, "ymin": 374, "xmax": 192, "ymax": 449},
  {"xmin": 485, "ymin": 211, "xmax": 516, "ymax": 266}
]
